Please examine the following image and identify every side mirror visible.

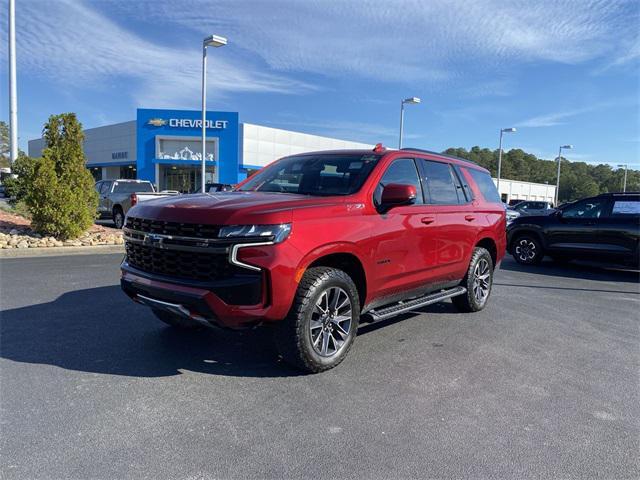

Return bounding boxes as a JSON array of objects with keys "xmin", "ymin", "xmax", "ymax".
[
  {"xmin": 380, "ymin": 183, "xmax": 417, "ymax": 211},
  {"xmin": 555, "ymin": 209, "xmax": 563, "ymax": 218}
]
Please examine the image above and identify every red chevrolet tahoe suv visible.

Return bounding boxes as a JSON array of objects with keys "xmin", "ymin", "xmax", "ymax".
[{"xmin": 121, "ymin": 146, "xmax": 506, "ymax": 372}]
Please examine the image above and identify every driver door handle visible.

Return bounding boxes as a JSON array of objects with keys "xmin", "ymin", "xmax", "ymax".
[
  {"xmin": 421, "ymin": 216, "xmax": 436, "ymax": 225},
  {"xmin": 464, "ymin": 215, "xmax": 476, "ymax": 222}
]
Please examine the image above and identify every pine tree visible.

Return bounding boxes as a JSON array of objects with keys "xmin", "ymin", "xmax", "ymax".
[{"xmin": 26, "ymin": 114, "xmax": 98, "ymax": 239}]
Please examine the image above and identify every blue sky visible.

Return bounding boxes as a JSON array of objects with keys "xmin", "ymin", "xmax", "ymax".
[{"xmin": 1, "ymin": 0, "xmax": 639, "ymax": 167}]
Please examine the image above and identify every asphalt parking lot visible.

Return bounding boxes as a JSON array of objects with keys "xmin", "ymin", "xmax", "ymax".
[{"xmin": 1, "ymin": 253, "xmax": 638, "ymax": 479}]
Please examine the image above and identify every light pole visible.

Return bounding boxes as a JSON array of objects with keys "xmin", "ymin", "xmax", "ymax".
[
  {"xmin": 398, "ymin": 97, "xmax": 421, "ymax": 149},
  {"xmin": 618, "ymin": 164, "xmax": 628, "ymax": 192},
  {"xmin": 201, "ymin": 34, "xmax": 227, "ymax": 193},
  {"xmin": 555, "ymin": 144, "xmax": 573, "ymax": 207},
  {"xmin": 8, "ymin": 0, "xmax": 18, "ymax": 165},
  {"xmin": 497, "ymin": 127, "xmax": 516, "ymax": 191}
]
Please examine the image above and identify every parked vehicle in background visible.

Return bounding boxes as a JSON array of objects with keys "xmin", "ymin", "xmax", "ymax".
[
  {"xmin": 194, "ymin": 183, "xmax": 234, "ymax": 193},
  {"xmin": 120, "ymin": 146, "xmax": 506, "ymax": 372},
  {"xmin": 510, "ymin": 200, "xmax": 555, "ymax": 216},
  {"xmin": 505, "ymin": 207, "xmax": 520, "ymax": 224},
  {"xmin": 95, "ymin": 179, "xmax": 179, "ymax": 228},
  {"xmin": 507, "ymin": 192, "xmax": 640, "ymax": 266},
  {"xmin": 508, "ymin": 199, "xmax": 524, "ymax": 206}
]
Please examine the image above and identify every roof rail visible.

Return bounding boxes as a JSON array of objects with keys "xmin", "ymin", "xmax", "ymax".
[{"xmin": 399, "ymin": 147, "xmax": 478, "ymax": 165}]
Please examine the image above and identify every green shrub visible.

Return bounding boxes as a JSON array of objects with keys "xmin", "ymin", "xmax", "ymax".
[
  {"xmin": 24, "ymin": 114, "xmax": 98, "ymax": 240},
  {"xmin": 3, "ymin": 154, "xmax": 39, "ymax": 201}
]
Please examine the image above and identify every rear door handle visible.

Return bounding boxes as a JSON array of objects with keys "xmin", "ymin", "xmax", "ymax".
[
  {"xmin": 421, "ymin": 216, "xmax": 436, "ymax": 225},
  {"xmin": 464, "ymin": 215, "xmax": 476, "ymax": 222}
]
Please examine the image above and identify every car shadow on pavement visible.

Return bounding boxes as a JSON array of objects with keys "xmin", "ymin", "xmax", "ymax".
[
  {"xmin": 0, "ymin": 285, "xmax": 304, "ymax": 379},
  {"xmin": 499, "ymin": 258, "xmax": 640, "ymax": 284}
]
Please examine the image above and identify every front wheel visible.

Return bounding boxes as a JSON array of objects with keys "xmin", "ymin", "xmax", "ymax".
[
  {"xmin": 452, "ymin": 247, "xmax": 494, "ymax": 313},
  {"xmin": 274, "ymin": 267, "xmax": 360, "ymax": 373},
  {"xmin": 512, "ymin": 234, "xmax": 544, "ymax": 265}
]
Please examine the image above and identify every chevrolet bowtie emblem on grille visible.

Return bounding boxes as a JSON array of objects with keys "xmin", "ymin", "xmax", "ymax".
[
  {"xmin": 143, "ymin": 233, "xmax": 164, "ymax": 247},
  {"xmin": 147, "ymin": 118, "xmax": 167, "ymax": 127}
]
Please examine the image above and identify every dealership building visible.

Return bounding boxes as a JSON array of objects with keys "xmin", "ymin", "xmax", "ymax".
[
  {"xmin": 28, "ymin": 108, "xmax": 371, "ymax": 192},
  {"xmin": 28, "ymin": 107, "xmax": 556, "ymax": 203}
]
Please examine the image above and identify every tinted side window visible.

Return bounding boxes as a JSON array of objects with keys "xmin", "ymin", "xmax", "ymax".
[
  {"xmin": 562, "ymin": 199, "xmax": 608, "ymax": 219},
  {"xmin": 374, "ymin": 158, "xmax": 424, "ymax": 205},
  {"xmin": 611, "ymin": 200, "xmax": 640, "ymax": 217},
  {"xmin": 467, "ymin": 168, "xmax": 501, "ymax": 204},
  {"xmin": 421, "ymin": 160, "xmax": 460, "ymax": 205}
]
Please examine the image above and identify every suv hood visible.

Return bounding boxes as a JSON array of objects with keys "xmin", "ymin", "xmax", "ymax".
[{"xmin": 127, "ymin": 191, "xmax": 344, "ymax": 225}]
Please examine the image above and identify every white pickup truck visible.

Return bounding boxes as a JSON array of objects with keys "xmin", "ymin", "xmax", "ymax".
[{"xmin": 94, "ymin": 179, "xmax": 179, "ymax": 228}]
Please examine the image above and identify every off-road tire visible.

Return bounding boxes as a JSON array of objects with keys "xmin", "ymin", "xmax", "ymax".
[
  {"xmin": 113, "ymin": 207, "xmax": 125, "ymax": 229},
  {"xmin": 512, "ymin": 233, "xmax": 544, "ymax": 265},
  {"xmin": 274, "ymin": 267, "xmax": 360, "ymax": 373},
  {"xmin": 152, "ymin": 309, "xmax": 202, "ymax": 329},
  {"xmin": 452, "ymin": 247, "xmax": 494, "ymax": 313}
]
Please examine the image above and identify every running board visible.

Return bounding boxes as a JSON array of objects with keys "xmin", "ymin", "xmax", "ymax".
[{"xmin": 364, "ymin": 286, "xmax": 467, "ymax": 323}]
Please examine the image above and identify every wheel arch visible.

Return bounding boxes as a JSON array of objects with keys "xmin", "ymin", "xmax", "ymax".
[
  {"xmin": 305, "ymin": 251, "xmax": 367, "ymax": 309},
  {"xmin": 508, "ymin": 227, "xmax": 546, "ymax": 253},
  {"xmin": 474, "ymin": 236, "xmax": 497, "ymax": 267}
]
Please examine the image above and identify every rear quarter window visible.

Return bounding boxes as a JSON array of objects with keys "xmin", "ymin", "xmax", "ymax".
[
  {"xmin": 611, "ymin": 200, "xmax": 640, "ymax": 216},
  {"xmin": 466, "ymin": 168, "xmax": 501, "ymax": 204}
]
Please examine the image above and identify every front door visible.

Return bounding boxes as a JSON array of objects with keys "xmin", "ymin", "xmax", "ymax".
[
  {"xmin": 160, "ymin": 165, "xmax": 216, "ymax": 193},
  {"xmin": 369, "ymin": 158, "xmax": 437, "ymax": 299},
  {"xmin": 98, "ymin": 181, "xmax": 112, "ymax": 217},
  {"xmin": 546, "ymin": 197, "xmax": 610, "ymax": 255}
]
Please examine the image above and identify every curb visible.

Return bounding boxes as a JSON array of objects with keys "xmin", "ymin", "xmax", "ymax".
[{"xmin": 0, "ymin": 244, "xmax": 125, "ymax": 258}]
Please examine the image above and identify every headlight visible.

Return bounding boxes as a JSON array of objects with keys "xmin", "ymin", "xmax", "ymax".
[{"xmin": 218, "ymin": 224, "xmax": 292, "ymax": 243}]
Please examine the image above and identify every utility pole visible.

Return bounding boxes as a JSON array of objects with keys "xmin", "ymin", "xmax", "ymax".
[{"xmin": 9, "ymin": 0, "xmax": 19, "ymax": 165}]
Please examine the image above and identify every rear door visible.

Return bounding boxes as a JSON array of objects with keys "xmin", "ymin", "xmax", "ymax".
[
  {"xmin": 416, "ymin": 159, "xmax": 477, "ymax": 283},
  {"xmin": 596, "ymin": 197, "xmax": 640, "ymax": 260}
]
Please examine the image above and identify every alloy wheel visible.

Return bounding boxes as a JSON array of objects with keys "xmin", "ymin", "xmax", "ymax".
[
  {"xmin": 515, "ymin": 238, "xmax": 537, "ymax": 263},
  {"xmin": 309, "ymin": 286, "xmax": 353, "ymax": 357},
  {"xmin": 472, "ymin": 258, "xmax": 491, "ymax": 304}
]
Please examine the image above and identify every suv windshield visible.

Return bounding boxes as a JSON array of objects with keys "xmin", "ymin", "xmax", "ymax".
[{"xmin": 238, "ymin": 153, "xmax": 382, "ymax": 196}]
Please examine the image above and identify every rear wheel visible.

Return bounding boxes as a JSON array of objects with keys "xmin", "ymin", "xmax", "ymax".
[
  {"xmin": 113, "ymin": 207, "xmax": 125, "ymax": 229},
  {"xmin": 152, "ymin": 309, "xmax": 202, "ymax": 329},
  {"xmin": 452, "ymin": 247, "xmax": 494, "ymax": 313},
  {"xmin": 274, "ymin": 267, "xmax": 360, "ymax": 373},
  {"xmin": 512, "ymin": 234, "xmax": 544, "ymax": 265}
]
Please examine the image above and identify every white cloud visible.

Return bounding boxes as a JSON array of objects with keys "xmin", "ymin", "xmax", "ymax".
[
  {"xmin": 515, "ymin": 108, "xmax": 594, "ymax": 128},
  {"xmin": 0, "ymin": 0, "xmax": 315, "ymax": 108},
  {"xmin": 515, "ymin": 98, "xmax": 636, "ymax": 128},
  {"xmin": 106, "ymin": 0, "xmax": 639, "ymax": 85}
]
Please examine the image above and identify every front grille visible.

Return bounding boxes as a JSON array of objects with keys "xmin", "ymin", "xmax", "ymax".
[
  {"xmin": 125, "ymin": 216, "xmax": 220, "ymax": 239},
  {"xmin": 125, "ymin": 242, "xmax": 242, "ymax": 282}
]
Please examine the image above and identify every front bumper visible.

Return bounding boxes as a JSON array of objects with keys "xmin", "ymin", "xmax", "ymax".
[{"xmin": 121, "ymin": 263, "xmax": 272, "ymax": 329}]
